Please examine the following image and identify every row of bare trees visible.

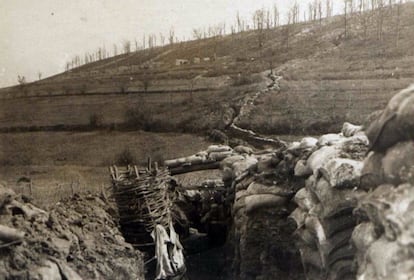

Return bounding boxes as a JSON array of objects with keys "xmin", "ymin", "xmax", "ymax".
[
  {"xmin": 63, "ymin": 0, "xmax": 408, "ymax": 72},
  {"xmin": 343, "ymin": 0, "xmax": 405, "ymax": 42}
]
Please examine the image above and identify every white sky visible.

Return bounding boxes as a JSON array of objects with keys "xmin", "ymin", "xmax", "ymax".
[{"xmin": 0, "ymin": 0, "xmax": 344, "ymax": 88}]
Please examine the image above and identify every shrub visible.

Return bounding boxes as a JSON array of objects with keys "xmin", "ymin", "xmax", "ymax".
[
  {"xmin": 115, "ymin": 148, "xmax": 136, "ymax": 165},
  {"xmin": 89, "ymin": 113, "xmax": 103, "ymax": 129}
]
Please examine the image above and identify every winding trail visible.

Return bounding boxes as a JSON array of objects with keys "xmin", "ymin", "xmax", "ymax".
[{"xmin": 226, "ymin": 71, "xmax": 285, "ymax": 148}]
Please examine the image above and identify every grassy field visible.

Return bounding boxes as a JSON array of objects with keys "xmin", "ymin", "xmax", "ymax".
[{"xmin": 0, "ymin": 130, "xmax": 214, "ymax": 207}]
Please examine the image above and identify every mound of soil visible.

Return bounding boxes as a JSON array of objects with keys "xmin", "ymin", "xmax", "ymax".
[{"xmin": 0, "ymin": 185, "xmax": 144, "ymax": 279}]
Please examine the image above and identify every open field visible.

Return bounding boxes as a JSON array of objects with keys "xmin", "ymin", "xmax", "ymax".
[{"xmin": 0, "ymin": 130, "xmax": 214, "ymax": 208}]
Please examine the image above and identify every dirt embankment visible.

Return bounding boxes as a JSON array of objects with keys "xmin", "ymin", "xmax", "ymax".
[{"xmin": 0, "ymin": 185, "xmax": 144, "ymax": 279}]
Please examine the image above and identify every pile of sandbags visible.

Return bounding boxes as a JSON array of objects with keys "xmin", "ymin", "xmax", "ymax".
[
  {"xmin": 228, "ymin": 151, "xmax": 304, "ymax": 279},
  {"xmin": 352, "ymin": 84, "xmax": 414, "ymax": 280},
  {"xmin": 0, "ymin": 184, "xmax": 144, "ymax": 280},
  {"xmin": 289, "ymin": 124, "xmax": 368, "ymax": 280}
]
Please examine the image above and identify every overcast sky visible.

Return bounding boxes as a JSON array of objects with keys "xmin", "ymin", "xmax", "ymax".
[{"xmin": 0, "ymin": 0, "xmax": 345, "ymax": 88}]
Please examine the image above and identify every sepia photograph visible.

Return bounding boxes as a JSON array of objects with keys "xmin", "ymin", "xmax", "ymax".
[{"xmin": 1, "ymin": 0, "xmax": 414, "ymax": 279}]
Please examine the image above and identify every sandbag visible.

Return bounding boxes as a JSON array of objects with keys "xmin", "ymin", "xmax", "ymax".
[
  {"xmin": 366, "ymin": 85, "xmax": 414, "ymax": 152},
  {"xmin": 342, "ymin": 122, "xmax": 363, "ymax": 137},
  {"xmin": 357, "ymin": 184, "xmax": 395, "ymax": 232},
  {"xmin": 305, "ymin": 215, "xmax": 327, "ymax": 245},
  {"xmin": 294, "ymin": 188, "xmax": 318, "ymax": 211},
  {"xmin": 351, "ymin": 222, "xmax": 378, "ymax": 255},
  {"xmin": 366, "ymin": 236, "xmax": 406, "ymax": 280},
  {"xmin": 366, "ymin": 113, "xmax": 401, "ymax": 152},
  {"xmin": 317, "ymin": 133, "xmax": 345, "ymax": 147},
  {"xmin": 360, "ymin": 151, "xmax": 385, "ymax": 190},
  {"xmin": 207, "ymin": 145, "xmax": 232, "ymax": 154},
  {"xmin": 319, "ymin": 158, "xmax": 363, "ymax": 188},
  {"xmin": 220, "ymin": 155, "xmax": 245, "ymax": 169},
  {"xmin": 208, "ymin": 151, "xmax": 233, "ymax": 161},
  {"xmin": 234, "ymin": 145, "xmax": 253, "ymax": 155},
  {"xmin": 307, "ymin": 146, "xmax": 341, "ymax": 175},
  {"xmin": 294, "ymin": 159, "xmax": 312, "ymax": 177},
  {"xmin": 244, "ymin": 194, "xmax": 287, "ymax": 214},
  {"xmin": 340, "ymin": 134, "xmax": 369, "ymax": 160},
  {"xmin": 299, "ymin": 247, "xmax": 324, "ymax": 271},
  {"xmin": 246, "ymin": 182, "xmax": 289, "ymax": 196},
  {"xmin": 300, "ymin": 137, "xmax": 318, "ymax": 149},
  {"xmin": 185, "ymin": 155, "xmax": 206, "ymax": 165},
  {"xmin": 232, "ymin": 156, "xmax": 258, "ymax": 178},
  {"xmin": 382, "ymin": 141, "xmax": 414, "ymax": 185},
  {"xmin": 310, "ymin": 178, "xmax": 360, "ymax": 218},
  {"xmin": 396, "ymin": 93, "xmax": 414, "ymax": 139},
  {"xmin": 289, "ymin": 208, "xmax": 307, "ymax": 229}
]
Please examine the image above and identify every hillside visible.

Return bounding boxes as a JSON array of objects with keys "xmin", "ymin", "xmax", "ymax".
[{"xmin": 1, "ymin": 2, "xmax": 414, "ymax": 135}]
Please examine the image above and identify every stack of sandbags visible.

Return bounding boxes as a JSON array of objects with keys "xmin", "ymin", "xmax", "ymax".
[
  {"xmin": 352, "ymin": 84, "xmax": 414, "ymax": 280},
  {"xmin": 289, "ymin": 125, "xmax": 368, "ymax": 280},
  {"xmin": 353, "ymin": 184, "xmax": 414, "ymax": 280},
  {"xmin": 228, "ymin": 152, "xmax": 304, "ymax": 279}
]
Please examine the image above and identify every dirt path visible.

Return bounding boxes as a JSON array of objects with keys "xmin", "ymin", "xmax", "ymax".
[{"xmin": 226, "ymin": 71, "xmax": 285, "ymax": 148}]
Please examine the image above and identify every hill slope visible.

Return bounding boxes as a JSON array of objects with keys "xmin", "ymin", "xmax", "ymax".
[{"xmin": 1, "ymin": 2, "xmax": 414, "ymax": 135}]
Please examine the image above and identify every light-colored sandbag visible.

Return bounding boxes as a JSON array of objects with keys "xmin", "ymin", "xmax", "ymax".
[
  {"xmin": 342, "ymin": 122, "xmax": 363, "ymax": 137},
  {"xmin": 306, "ymin": 146, "xmax": 341, "ymax": 174},
  {"xmin": 352, "ymin": 222, "xmax": 378, "ymax": 255},
  {"xmin": 244, "ymin": 194, "xmax": 287, "ymax": 214},
  {"xmin": 319, "ymin": 158, "xmax": 363, "ymax": 188},
  {"xmin": 207, "ymin": 145, "xmax": 232, "ymax": 154},
  {"xmin": 382, "ymin": 141, "xmax": 414, "ymax": 185},
  {"xmin": 294, "ymin": 188, "xmax": 318, "ymax": 211},
  {"xmin": 185, "ymin": 155, "xmax": 206, "ymax": 165},
  {"xmin": 246, "ymin": 182, "xmax": 286, "ymax": 196},
  {"xmin": 300, "ymin": 137, "xmax": 318, "ymax": 149},
  {"xmin": 208, "ymin": 151, "xmax": 233, "ymax": 161},
  {"xmin": 234, "ymin": 145, "xmax": 253, "ymax": 155},
  {"xmin": 294, "ymin": 159, "xmax": 312, "ymax": 177},
  {"xmin": 287, "ymin": 141, "xmax": 301, "ymax": 151},
  {"xmin": 232, "ymin": 156, "xmax": 258, "ymax": 178},
  {"xmin": 360, "ymin": 151, "xmax": 385, "ymax": 189},
  {"xmin": 220, "ymin": 155, "xmax": 245, "ymax": 169},
  {"xmin": 317, "ymin": 133, "xmax": 345, "ymax": 147}
]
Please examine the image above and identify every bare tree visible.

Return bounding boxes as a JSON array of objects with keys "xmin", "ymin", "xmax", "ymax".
[
  {"xmin": 113, "ymin": 44, "xmax": 118, "ymax": 56},
  {"xmin": 38, "ymin": 72, "xmax": 42, "ymax": 80},
  {"xmin": 193, "ymin": 28, "xmax": 203, "ymax": 40},
  {"xmin": 169, "ymin": 28, "xmax": 175, "ymax": 45},
  {"xmin": 326, "ymin": 0, "xmax": 333, "ymax": 18},
  {"xmin": 344, "ymin": 0, "xmax": 349, "ymax": 38},
  {"xmin": 17, "ymin": 75, "xmax": 26, "ymax": 85},
  {"xmin": 123, "ymin": 40, "xmax": 131, "ymax": 54},
  {"xmin": 377, "ymin": 0, "xmax": 385, "ymax": 41},
  {"xmin": 273, "ymin": 4, "xmax": 280, "ymax": 27},
  {"xmin": 318, "ymin": 0, "xmax": 323, "ymax": 24},
  {"xmin": 395, "ymin": 0, "xmax": 402, "ymax": 47}
]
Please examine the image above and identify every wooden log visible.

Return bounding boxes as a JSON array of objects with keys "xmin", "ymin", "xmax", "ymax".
[{"xmin": 169, "ymin": 161, "xmax": 221, "ymax": 175}]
